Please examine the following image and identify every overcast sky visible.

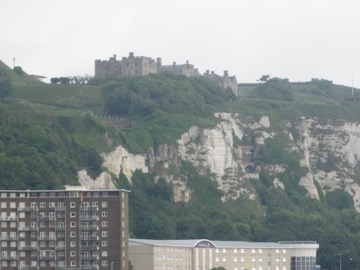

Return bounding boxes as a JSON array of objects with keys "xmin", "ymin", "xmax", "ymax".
[{"xmin": 1, "ymin": 0, "xmax": 360, "ymax": 87}]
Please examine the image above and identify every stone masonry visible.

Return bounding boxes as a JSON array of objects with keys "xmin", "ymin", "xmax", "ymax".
[{"xmin": 94, "ymin": 52, "xmax": 239, "ymax": 95}]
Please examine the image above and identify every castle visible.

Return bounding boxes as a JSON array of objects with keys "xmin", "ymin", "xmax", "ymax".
[{"xmin": 95, "ymin": 52, "xmax": 238, "ymax": 95}]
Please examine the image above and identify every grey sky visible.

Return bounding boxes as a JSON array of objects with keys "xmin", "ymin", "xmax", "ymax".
[{"xmin": 1, "ymin": 0, "xmax": 359, "ymax": 87}]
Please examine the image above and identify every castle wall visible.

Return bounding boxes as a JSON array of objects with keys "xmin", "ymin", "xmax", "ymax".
[
  {"xmin": 161, "ymin": 61, "xmax": 200, "ymax": 77},
  {"xmin": 94, "ymin": 53, "xmax": 239, "ymax": 95}
]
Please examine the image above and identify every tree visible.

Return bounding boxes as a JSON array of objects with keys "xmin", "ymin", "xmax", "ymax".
[
  {"xmin": 211, "ymin": 267, "xmax": 226, "ymax": 270},
  {"xmin": 257, "ymin": 75, "xmax": 270, "ymax": 83},
  {"xmin": 0, "ymin": 78, "xmax": 12, "ymax": 99},
  {"xmin": 252, "ymin": 77, "xmax": 294, "ymax": 101}
]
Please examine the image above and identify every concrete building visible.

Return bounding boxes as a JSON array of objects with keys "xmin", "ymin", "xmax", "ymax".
[
  {"xmin": 0, "ymin": 187, "xmax": 129, "ymax": 270},
  {"xmin": 129, "ymin": 239, "xmax": 319, "ymax": 270}
]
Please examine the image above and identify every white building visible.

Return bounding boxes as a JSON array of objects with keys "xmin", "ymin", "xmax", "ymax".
[{"xmin": 129, "ymin": 239, "xmax": 319, "ymax": 270}]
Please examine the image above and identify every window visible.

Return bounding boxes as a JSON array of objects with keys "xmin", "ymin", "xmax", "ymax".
[
  {"xmin": 40, "ymin": 193, "xmax": 47, "ymax": 198},
  {"xmin": 102, "ymin": 251, "xmax": 108, "ymax": 257},
  {"xmin": 71, "ymin": 261, "xmax": 76, "ymax": 267},
  {"xmin": 70, "ymin": 241, "xmax": 76, "ymax": 247},
  {"xmin": 102, "ymin": 241, "xmax": 108, "ymax": 247},
  {"xmin": 102, "ymin": 221, "xmax": 108, "ymax": 227},
  {"xmin": 19, "ymin": 212, "xmax": 25, "ymax": 218},
  {"xmin": 92, "ymin": 202, "xmax": 98, "ymax": 207},
  {"xmin": 70, "ymin": 251, "xmax": 76, "ymax": 257},
  {"xmin": 70, "ymin": 232, "xmax": 76, "ymax": 238},
  {"xmin": 49, "ymin": 202, "xmax": 55, "ymax": 208},
  {"xmin": 70, "ymin": 202, "xmax": 76, "ymax": 208},
  {"xmin": 50, "ymin": 193, "xmax": 56, "ymax": 198},
  {"xmin": 102, "ymin": 202, "xmax": 108, "ymax": 208},
  {"xmin": 10, "ymin": 222, "xmax": 16, "ymax": 228},
  {"xmin": 1, "ymin": 222, "xmax": 6, "ymax": 228},
  {"xmin": 102, "ymin": 212, "xmax": 108, "ymax": 218},
  {"xmin": 1, "ymin": 242, "xmax": 7, "ymax": 248},
  {"xmin": 1, "ymin": 202, "xmax": 6, "ymax": 208},
  {"xmin": 70, "ymin": 222, "xmax": 76, "ymax": 227},
  {"xmin": 10, "ymin": 241, "xmax": 16, "ymax": 247},
  {"xmin": 40, "ymin": 241, "xmax": 46, "ymax": 247},
  {"xmin": 102, "ymin": 231, "xmax": 108, "ymax": 237},
  {"xmin": 70, "ymin": 212, "xmax": 76, "ymax": 218},
  {"xmin": 10, "ymin": 202, "xmax": 16, "ymax": 208},
  {"xmin": 40, "ymin": 202, "xmax": 46, "ymax": 208},
  {"xmin": 40, "ymin": 222, "xmax": 46, "ymax": 228},
  {"xmin": 102, "ymin": 261, "xmax": 108, "ymax": 267}
]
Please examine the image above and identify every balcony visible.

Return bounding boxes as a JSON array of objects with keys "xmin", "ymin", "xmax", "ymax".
[
  {"xmin": 80, "ymin": 236, "xmax": 99, "ymax": 241},
  {"xmin": 56, "ymin": 226, "xmax": 66, "ymax": 231},
  {"xmin": 80, "ymin": 226, "xmax": 99, "ymax": 231},
  {"xmin": 39, "ymin": 255, "xmax": 56, "ymax": 260},
  {"xmin": 18, "ymin": 207, "xmax": 38, "ymax": 212},
  {"xmin": 18, "ymin": 226, "xmax": 37, "ymax": 231},
  {"xmin": 0, "ymin": 236, "xmax": 17, "ymax": 241},
  {"xmin": 56, "ymin": 206, "xmax": 66, "ymax": 211},
  {"xmin": 80, "ymin": 206, "xmax": 99, "ymax": 212},
  {"xmin": 18, "ymin": 266, "xmax": 38, "ymax": 270},
  {"xmin": 0, "ymin": 216, "xmax": 17, "ymax": 221},
  {"xmin": 0, "ymin": 255, "xmax": 18, "ymax": 260},
  {"xmin": 55, "ymin": 245, "xmax": 65, "ymax": 250},
  {"xmin": 80, "ymin": 255, "xmax": 99, "ymax": 260},
  {"xmin": 18, "ymin": 245, "xmax": 37, "ymax": 251},
  {"xmin": 38, "ymin": 236, "xmax": 56, "ymax": 241},
  {"xmin": 80, "ymin": 245, "xmax": 99, "ymax": 251},
  {"xmin": 80, "ymin": 216, "xmax": 99, "ymax": 221},
  {"xmin": 38, "ymin": 216, "xmax": 56, "ymax": 221},
  {"xmin": 55, "ymin": 267, "xmax": 98, "ymax": 270}
]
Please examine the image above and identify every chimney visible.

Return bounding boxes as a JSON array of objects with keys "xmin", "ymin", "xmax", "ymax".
[
  {"xmin": 129, "ymin": 52, "xmax": 134, "ymax": 57},
  {"xmin": 224, "ymin": 70, "xmax": 229, "ymax": 78},
  {"xmin": 173, "ymin": 61, "xmax": 176, "ymax": 66}
]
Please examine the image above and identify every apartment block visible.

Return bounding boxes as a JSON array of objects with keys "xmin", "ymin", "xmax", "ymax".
[{"xmin": 0, "ymin": 188, "xmax": 129, "ymax": 270}]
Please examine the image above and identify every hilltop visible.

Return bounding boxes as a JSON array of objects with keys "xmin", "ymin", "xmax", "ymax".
[{"xmin": 1, "ymin": 60, "xmax": 360, "ymax": 269}]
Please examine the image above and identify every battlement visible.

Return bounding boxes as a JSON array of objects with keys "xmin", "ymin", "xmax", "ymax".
[{"xmin": 94, "ymin": 52, "xmax": 239, "ymax": 95}]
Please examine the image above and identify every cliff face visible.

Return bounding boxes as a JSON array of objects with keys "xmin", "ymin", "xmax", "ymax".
[{"xmin": 79, "ymin": 113, "xmax": 360, "ymax": 211}]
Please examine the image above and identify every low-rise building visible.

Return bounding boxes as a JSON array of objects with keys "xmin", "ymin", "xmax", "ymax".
[{"xmin": 129, "ymin": 239, "xmax": 319, "ymax": 270}]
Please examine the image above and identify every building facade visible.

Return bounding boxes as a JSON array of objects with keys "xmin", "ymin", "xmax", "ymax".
[
  {"xmin": 0, "ymin": 188, "xmax": 129, "ymax": 270},
  {"xmin": 95, "ymin": 53, "xmax": 161, "ymax": 80},
  {"xmin": 161, "ymin": 61, "xmax": 200, "ymax": 77},
  {"xmin": 129, "ymin": 239, "xmax": 319, "ymax": 270}
]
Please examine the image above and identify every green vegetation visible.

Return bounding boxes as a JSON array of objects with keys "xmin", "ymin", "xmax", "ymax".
[{"xmin": 3, "ymin": 60, "xmax": 360, "ymax": 269}]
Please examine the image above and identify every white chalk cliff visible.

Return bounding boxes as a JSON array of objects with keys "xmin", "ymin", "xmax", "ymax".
[{"xmin": 78, "ymin": 113, "xmax": 360, "ymax": 212}]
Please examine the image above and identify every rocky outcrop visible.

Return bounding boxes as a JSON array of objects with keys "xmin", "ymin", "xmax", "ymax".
[
  {"xmin": 77, "ymin": 112, "xmax": 360, "ymax": 212},
  {"xmin": 292, "ymin": 118, "xmax": 360, "ymax": 210}
]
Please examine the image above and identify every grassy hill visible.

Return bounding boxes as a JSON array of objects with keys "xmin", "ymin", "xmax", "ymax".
[
  {"xmin": 0, "ymin": 60, "xmax": 41, "ymax": 86},
  {"xmin": 3, "ymin": 61, "xmax": 360, "ymax": 269}
]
